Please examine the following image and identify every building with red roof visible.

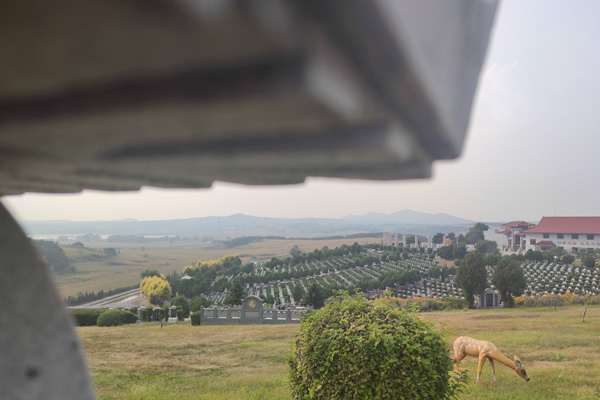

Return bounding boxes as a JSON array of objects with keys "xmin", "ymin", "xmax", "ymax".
[
  {"xmin": 494, "ymin": 221, "xmax": 535, "ymax": 252},
  {"xmin": 523, "ymin": 217, "xmax": 600, "ymax": 253}
]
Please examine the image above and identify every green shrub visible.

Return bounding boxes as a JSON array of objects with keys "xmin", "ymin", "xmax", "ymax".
[
  {"xmin": 444, "ymin": 297, "xmax": 467, "ymax": 310},
  {"xmin": 70, "ymin": 308, "xmax": 106, "ymax": 326},
  {"xmin": 191, "ymin": 312, "xmax": 201, "ymax": 326},
  {"xmin": 119, "ymin": 310, "xmax": 137, "ymax": 325},
  {"xmin": 190, "ymin": 295, "xmax": 212, "ymax": 311},
  {"xmin": 160, "ymin": 305, "xmax": 169, "ymax": 321},
  {"xmin": 141, "ymin": 308, "xmax": 151, "ymax": 322},
  {"xmin": 96, "ymin": 309, "xmax": 138, "ymax": 326},
  {"xmin": 176, "ymin": 307, "xmax": 183, "ymax": 321},
  {"xmin": 129, "ymin": 307, "xmax": 138, "ymax": 317},
  {"xmin": 419, "ymin": 298, "xmax": 445, "ymax": 312},
  {"xmin": 171, "ymin": 295, "xmax": 191, "ymax": 318},
  {"xmin": 97, "ymin": 310, "xmax": 123, "ymax": 327},
  {"xmin": 288, "ymin": 293, "xmax": 462, "ymax": 400}
]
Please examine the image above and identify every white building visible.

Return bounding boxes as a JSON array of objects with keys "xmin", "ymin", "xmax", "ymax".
[
  {"xmin": 523, "ymin": 217, "xmax": 600, "ymax": 253},
  {"xmin": 494, "ymin": 221, "xmax": 535, "ymax": 252}
]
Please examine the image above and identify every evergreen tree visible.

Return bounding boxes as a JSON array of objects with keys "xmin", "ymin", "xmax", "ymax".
[
  {"xmin": 492, "ymin": 257, "xmax": 526, "ymax": 308},
  {"xmin": 292, "ymin": 284, "xmax": 304, "ymax": 303},
  {"xmin": 456, "ymin": 251, "xmax": 487, "ymax": 309},
  {"xmin": 190, "ymin": 295, "xmax": 212, "ymax": 311},
  {"xmin": 583, "ymin": 255, "xmax": 596, "ymax": 269},
  {"xmin": 302, "ymin": 282, "xmax": 325, "ymax": 309},
  {"xmin": 224, "ymin": 278, "xmax": 245, "ymax": 306}
]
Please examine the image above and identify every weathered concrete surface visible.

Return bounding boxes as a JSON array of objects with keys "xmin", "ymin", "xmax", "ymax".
[
  {"xmin": 0, "ymin": 0, "xmax": 497, "ymax": 196},
  {"xmin": 0, "ymin": 203, "xmax": 96, "ymax": 400}
]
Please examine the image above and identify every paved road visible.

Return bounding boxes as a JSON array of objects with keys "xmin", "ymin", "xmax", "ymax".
[{"xmin": 70, "ymin": 288, "xmax": 142, "ymax": 308}]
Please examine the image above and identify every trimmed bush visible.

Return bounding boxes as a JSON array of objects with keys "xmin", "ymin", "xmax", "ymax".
[
  {"xmin": 176, "ymin": 307, "xmax": 183, "ymax": 321},
  {"xmin": 97, "ymin": 310, "xmax": 123, "ymax": 327},
  {"xmin": 129, "ymin": 307, "xmax": 138, "ymax": 317},
  {"xmin": 191, "ymin": 312, "xmax": 201, "ymax": 326},
  {"xmin": 70, "ymin": 308, "xmax": 106, "ymax": 326},
  {"xmin": 444, "ymin": 297, "xmax": 468, "ymax": 310},
  {"xmin": 119, "ymin": 310, "xmax": 137, "ymax": 325},
  {"xmin": 96, "ymin": 309, "xmax": 138, "ymax": 327},
  {"xmin": 141, "ymin": 308, "xmax": 151, "ymax": 322},
  {"xmin": 288, "ymin": 293, "xmax": 462, "ymax": 400}
]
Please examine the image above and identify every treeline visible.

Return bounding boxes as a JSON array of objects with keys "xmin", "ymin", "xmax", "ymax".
[
  {"xmin": 221, "ymin": 233, "xmax": 385, "ymax": 248},
  {"xmin": 63, "ymin": 284, "xmax": 138, "ymax": 306},
  {"xmin": 106, "ymin": 235, "xmax": 197, "ymax": 243},
  {"xmin": 170, "ymin": 255, "xmax": 248, "ymax": 298},
  {"xmin": 33, "ymin": 239, "xmax": 76, "ymax": 275},
  {"xmin": 276, "ymin": 242, "xmax": 364, "ymax": 266},
  {"xmin": 224, "ymin": 236, "xmax": 267, "ymax": 248},
  {"xmin": 297, "ymin": 233, "xmax": 384, "ymax": 240}
]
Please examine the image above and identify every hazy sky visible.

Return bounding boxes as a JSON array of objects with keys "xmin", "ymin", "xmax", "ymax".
[{"xmin": 3, "ymin": 0, "xmax": 600, "ymax": 223}]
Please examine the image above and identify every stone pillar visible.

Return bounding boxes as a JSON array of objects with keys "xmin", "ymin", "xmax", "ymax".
[
  {"xmin": 0, "ymin": 203, "xmax": 95, "ymax": 400},
  {"xmin": 403, "ymin": 233, "xmax": 407, "ymax": 247},
  {"xmin": 428, "ymin": 236, "xmax": 432, "ymax": 248},
  {"xmin": 415, "ymin": 235, "xmax": 419, "ymax": 248}
]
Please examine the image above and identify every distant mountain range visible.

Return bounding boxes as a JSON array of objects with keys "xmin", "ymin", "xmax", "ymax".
[
  {"xmin": 19, "ymin": 210, "xmax": 476, "ymax": 238},
  {"xmin": 343, "ymin": 209, "xmax": 473, "ymax": 225}
]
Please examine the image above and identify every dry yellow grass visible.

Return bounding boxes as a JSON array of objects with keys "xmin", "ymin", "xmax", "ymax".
[
  {"xmin": 80, "ymin": 323, "xmax": 300, "ymax": 400},
  {"xmin": 423, "ymin": 306, "xmax": 600, "ymax": 399},
  {"xmin": 79, "ymin": 305, "xmax": 600, "ymax": 399}
]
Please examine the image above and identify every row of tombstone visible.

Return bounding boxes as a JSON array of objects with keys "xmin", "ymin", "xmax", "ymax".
[
  {"xmin": 137, "ymin": 306, "xmax": 180, "ymax": 322},
  {"xmin": 200, "ymin": 296, "xmax": 308, "ymax": 325}
]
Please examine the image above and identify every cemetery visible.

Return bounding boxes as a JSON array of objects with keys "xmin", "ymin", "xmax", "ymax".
[{"xmin": 169, "ymin": 244, "xmax": 600, "ymax": 314}]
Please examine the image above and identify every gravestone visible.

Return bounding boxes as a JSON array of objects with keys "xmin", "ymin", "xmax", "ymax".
[
  {"xmin": 241, "ymin": 296, "xmax": 263, "ymax": 324},
  {"xmin": 168, "ymin": 306, "xmax": 178, "ymax": 322},
  {"xmin": 152, "ymin": 308, "xmax": 161, "ymax": 321}
]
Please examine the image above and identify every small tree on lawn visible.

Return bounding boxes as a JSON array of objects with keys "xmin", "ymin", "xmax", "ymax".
[
  {"xmin": 456, "ymin": 251, "xmax": 487, "ymax": 309},
  {"xmin": 492, "ymin": 257, "xmax": 527, "ymax": 308}
]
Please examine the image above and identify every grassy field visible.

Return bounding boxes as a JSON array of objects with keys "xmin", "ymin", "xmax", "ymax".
[
  {"xmin": 79, "ymin": 305, "xmax": 600, "ymax": 399},
  {"xmin": 56, "ymin": 237, "xmax": 379, "ymax": 297}
]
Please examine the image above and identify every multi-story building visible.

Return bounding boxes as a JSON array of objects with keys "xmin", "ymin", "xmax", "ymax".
[
  {"xmin": 496, "ymin": 221, "xmax": 535, "ymax": 252},
  {"xmin": 523, "ymin": 217, "xmax": 600, "ymax": 253}
]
